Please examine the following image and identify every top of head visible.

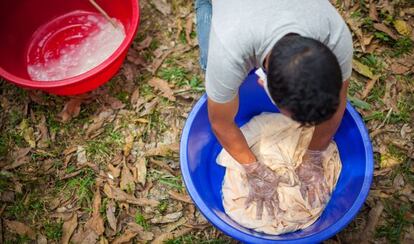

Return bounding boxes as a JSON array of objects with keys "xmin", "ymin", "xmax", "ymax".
[{"xmin": 267, "ymin": 35, "xmax": 342, "ymax": 126}]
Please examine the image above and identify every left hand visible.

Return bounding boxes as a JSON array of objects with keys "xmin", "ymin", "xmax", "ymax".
[{"xmin": 295, "ymin": 149, "xmax": 330, "ymax": 207}]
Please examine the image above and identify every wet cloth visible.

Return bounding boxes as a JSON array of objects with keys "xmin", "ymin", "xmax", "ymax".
[{"xmin": 217, "ymin": 113, "xmax": 342, "ymax": 234}]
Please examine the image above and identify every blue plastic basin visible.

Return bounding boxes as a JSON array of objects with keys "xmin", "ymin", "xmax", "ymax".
[{"xmin": 180, "ymin": 73, "xmax": 374, "ymax": 243}]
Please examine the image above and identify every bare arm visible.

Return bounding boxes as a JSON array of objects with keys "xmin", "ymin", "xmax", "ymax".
[
  {"xmin": 308, "ymin": 80, "xmax": 349, "ymax": 150},
  {"xmin": 208, "ymin": 96, "xmax": 257, "ymax": 164}
]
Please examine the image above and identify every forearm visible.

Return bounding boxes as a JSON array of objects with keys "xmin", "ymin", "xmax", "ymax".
[
  {"xmin": 308, "ymin": 80, "xmax": 349, "ymax": 150},
  {"xmin": 211, "ymin": 122, "xmax": 256, "ymax": 164}
]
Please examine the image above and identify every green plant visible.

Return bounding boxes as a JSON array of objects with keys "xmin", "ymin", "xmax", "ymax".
[
  {"xmin": 392, "ymin": 37, "xmax": 413, "ymax": 57},
  {"xmin": 65, "ymin": 169, "xmax": 95, "ymax": 206},
  {"xmin": 135, "ymin": 211, "xmax": 150, "ymax": 230},
  {"xmin": 44, "ymin": 220, "xmax": 63, "ymax": 241},
  {"xmin": 376, "ymin": 202, "xmax": 413, "ymax": 243}
]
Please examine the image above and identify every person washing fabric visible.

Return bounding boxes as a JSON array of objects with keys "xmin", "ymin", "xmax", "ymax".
[{"xmin": 195, "ymin": 0, "xmax": 353, "ymax": 219}]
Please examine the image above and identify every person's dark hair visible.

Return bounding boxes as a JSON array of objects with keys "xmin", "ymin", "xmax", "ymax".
[{"xmin": 267, "ymin": 34, "xmax": 342, "ymax": 125}]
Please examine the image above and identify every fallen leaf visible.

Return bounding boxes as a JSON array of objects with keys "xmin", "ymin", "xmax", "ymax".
[
  {"xmin": 352, "ymin": 59, "xmax": 374, "ymax": 79},
  {"xmin": 373, "ymin": 23, "xmax": 398, "ymax": 40},
  {"xmin": 134, "ymin": 158, "xmax": 147, "ymax": 186},
  {"xmin": 345, "ymin": 16, "xmax": 365, "ymax": 52},
  {"xmin": 168, "ymin": 190, "xmax": 192, "ymax": 204},
  {"xmin": 37, "ymin": 234, "xmax": 48, "ymax": 244},
  {"xmin": 122, "ymin": 63, "xmax": 137, "ymax": 81},
  {"xmin": 123, "ymin": 134, "xmax": 134, "ymax": 156},
  {"xmin": 5, "ymin": 220, "xmax": 36, "ymax": 240},
  {"xmin": 136, "ymin": 36, "xmax": 153, "ymax": 51},
  {"xmin": 86, "ymin": 109, "xmax": 114, "ymax": 137},
  {"xmin": 71, "ymin": 227, "xmax": 100, "ymax": 244},
  {"xmin": 108, "ymin": 163, "xmax": 121, "ymax": 179},
  {"xmin": 390, "ymin": 63, "xmax": 410, "ymax": 75},
  {"xmin": 360, "ymin": 201, "xmax": 384, "ymax": 242},
  {"xmin": 394, "ymin": 19, "xmax": 412, "ymax": 36},
  {"xmin": 150, "ymin": 159, "xmax": 176, "ymax": 175},
  {"xmin": 145, "ymin": 143, "xmax": 179, "ymax": 156},
  {"xmin": 148, "ymin": 77, "xmax": 176, "ymax": 101},
  {"xmin": 112, "ymin": 230, "xmax": 138, "ymax": 244},
  {"xmin": 185, "ymin": 15, "xmax": 194, "ymax": 46},
  {"xmin": 62, "ymin": 213, "xmax": 78, "ymax": 244},
  {"xmin": 4, "ymin": 147, "xmax": 31, "ymax": 170},
  {"xmin": 369, "ymin": 1, "xmax": 379, "ymax": 22},
  {"xmin": 151, "ymin": 211, "xmax": 183, "ymax": 224},
  {"xmin": 120, "ymin": 161, "xmax": 136, "ymax": 192},
  {"xmin": 103, "ymin": 183, "xmax": 159, "ymax": 206},
  {"xmin": 126, "ymin": 222, "xmax": 154, "ymax": 240},
  {"xmin": 380, "ymin": 153, "xmax": 401, "ymax": 168},
  {"xmin": 151, "ymin": 0, "xmax": 171, "ymax": 15},
  {"xmin": 77, "ymin": 146, "xmax": 88, "ymax": 165},
  {"xmin": 361, "ymin": 78, "xmax": 378, "ymax": 99},
  {"xmin": 58, "ymin": 98, "xmax": 83, "ymax": 123},
  {"xmin": 106, "ymin": 201, "xmax": 117, "ymax": 231},
  {"xmin": 37, "ymin": 115, "xmax": 49, "ymax": 148},
  {"xmin": 150, "ymin": 49, "xmax": 174, "ymax": 74},
  {"xmin": 103, "ymin": 95, "xmax": 125, "ymax": 110},
  {"xmin": 85, "ymin": 181, "xmax": 105, "ymax": 235},
  {"xmin": 151, "ymin": 227, "xmax": 192, "ymax": 244},
  {"xmin": 28, "ymin": 91, "xmax": 51, "ymax": 106},
  {"xmin": 348, "ymin": 96, "xmax": 371, "ymax": 110},
  {"xmin": 19, "ymin": 119, "xmax": 36, "ymax": 148}
]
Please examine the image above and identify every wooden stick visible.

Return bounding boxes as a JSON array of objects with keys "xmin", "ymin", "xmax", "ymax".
[{"xmin": 88, "ymin": 0, "xmax": 118, "ymax": 28}]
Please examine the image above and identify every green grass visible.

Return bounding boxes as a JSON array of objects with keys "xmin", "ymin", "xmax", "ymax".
[
  {"xmin": 135, "ymin": 211, "xmax": 150, "ymax": 230},
  {"xmin": 159, "ymin": 67, "xmax": 205, "ymax": 92},
  {"xmin": 44, "ymin": 220, "xmax": 63, "ymax": 241},
  {"xmin": 376, "ymin": 201, "xmax": 413, "ymax": 243},
  {"xmin": 392, "ymin": 37, "xmax": 413, "ymax": 57},
  {"xmin": 165, "ymin": 235, "xmax": 231, "ymax": 244},
  {"xmin": 85, "ymin": 125, "xmax": 123, "ymax": 163},
  {"xmin": 64, "ymin": 169, "xmax": 95, "ymax": 207},
  {"xmin": 158, "ymin": 200, "xmax": 169, "ymax": 213},
  {"xmin": 149, "ymin": 169, "xmax": 184, "ymax": 191}
]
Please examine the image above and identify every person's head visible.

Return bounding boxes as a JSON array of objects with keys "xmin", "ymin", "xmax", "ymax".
[{"xmin": 264, "ymin": 34, "xmax": 342, "ymax": 126}]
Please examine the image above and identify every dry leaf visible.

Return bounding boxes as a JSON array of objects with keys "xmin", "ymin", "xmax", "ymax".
[
  {"xmin": 151, "ymin": 211, "xmax": 183, "ymax": 224},
  {"xmin": 151, "ymin": 0, "xmax": 171, "ymax": 15},
  {"xmin": 352, "ymin": 59, "xmax": 374, "ymax": 79},
  {"xmin": 373, "ymin": 23, "xmax": 398, "ymax": 40},
  {"xmin": 168, "ymin": 190, "xmax": 192, "ymax": 204},
  {"xmin": 19, "ymin": 119, "xmax": 36, "ymax": 148},
  {"xmin": 37, "ymin": 114, "xmax": 49, "ymax": 148},
  {"xmin": 136, "ymin": 36, "xmax": 153, "ymax": 51},
  {"xmin": 123, "ymin": 134, "xmax": 134, "ymax": 156},
  {"xmin": 112, "ymin": 230, "xmax": 138, "ymax": 244},
  {"xmin": 134, "ymin": 158, "xmax": 147, "ymax": 186},
  {"xmin": 37, "ymin": 234, "xmax": 48, "ymax": 244},
  {"xmin": 185, "ymin": 15, "xmax": 194, "ymax": 46},
  {"xmin": 62, "ymin": 213, "xmax": 78, "ymax": 244},
  {"xmin": 86, "ymin": 109, "xmax": 114, "ymax": 137},
  {"xmin": 85, "ymin": 182, "xmax": 105, "ymax": 235},
  {"xmin": 77, "ymin": 146, "xmax": 88, "ymax": 165},
  {"xmin": 120, "ymin": 161, "xmax": 136, "ymax": 192},
  {"xmin": 394, "ymin": 19, "xmax": 412, "ymax": 36},
  {"xmin": 145, "ymin": 143, "xmax": 179, "ymax": 156},
  {"xmin": 369, "ymin": 1, "xmax": 379, "ymax": 22},
  {"xmin": 58, "ymin": 98, "xmax": 83, "ymax": 123},
  {"xmin": 360, "ymin": 202, "xmax": 384, "ymax": 242},
  {"xmin": 391, "ymin": 63, "xmax": 410, "ymax": 75},
  {"xmin": 103, "ymin": 95, "xmax": 125, "ymax": 110},
  {"xmin": 5, "ymin": 220, "xmax": 36, "ymax": 240},
  {"xmin": 103, "ymin": 183, "xmax": 159, "ymax": 206},
  {"xmin": 28, "ymin": 90, "xmax": 51, "ymax": 106},
  {"xmin": 361, "ymin": 78, "xmax": 378, "ymax": 99},
  {"xmin": 106, "ymin": 201, "xmax": 117, "ymax": 231},
  {"xmin": 108, "ymin": 163, "xmax": 121, "ymax": 179},
  {"xmin": 4, "ymin": 147, "xmax": 31, "ymax": 170},
  {"xmin": 122, "ymin": 63, "xmax": 137, "ymax": 81},
  {"xmin": 380, "ymin": 153, "xmax": 401, "ymax": 168},
  {"xmin": 151, "ymin": 227, "xmax": 192, "ymax": 244},
  {"xmin": 126, "ymin": 222, "xmax": 154, "ymax": 240},
  {"xmin": 150, "ymin": 49, "xmax": 174, "ymax": 74},
  {"xmin": 148, "ymin": 77, "xmax": 176, "ymax": 101}
]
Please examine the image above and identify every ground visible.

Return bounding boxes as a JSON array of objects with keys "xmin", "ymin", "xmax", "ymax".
[{"xmin": 0, "ymin": 0, "xmax": 413, "ymax": 243}]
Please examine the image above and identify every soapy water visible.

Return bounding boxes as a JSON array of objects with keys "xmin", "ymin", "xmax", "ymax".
[{"xmin": 27, "ymin": 14, "xmax": 125, "ymax": 81}]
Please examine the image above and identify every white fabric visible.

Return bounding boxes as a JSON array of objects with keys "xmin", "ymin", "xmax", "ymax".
[{"xmin": 217, "ymin": 113, "xmax": 342, "ymax": 234}]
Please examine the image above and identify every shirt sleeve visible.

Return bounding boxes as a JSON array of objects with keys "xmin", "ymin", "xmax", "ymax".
[
  {"xmin": 329, "ymin": 17, "xmax": 354, "ymax": 82},
  {"xmin": 205, "ymin": 26, "xmax": 249, "ymax": 103}
]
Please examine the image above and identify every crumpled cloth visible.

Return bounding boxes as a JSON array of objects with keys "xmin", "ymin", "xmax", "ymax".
[{"xmin": 217, "ymin": 113, "xmax": 342, "ymax": 235}]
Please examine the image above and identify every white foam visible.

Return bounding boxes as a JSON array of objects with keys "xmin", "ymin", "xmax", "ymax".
[{"xmin": 28, "ymin": 16, "xmax": 126, "ymax": 81}]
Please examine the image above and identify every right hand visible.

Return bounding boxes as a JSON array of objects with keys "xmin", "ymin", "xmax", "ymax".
[{"xmin": 242, "ymin": 161, "xmax": 280, "ymax": 220}]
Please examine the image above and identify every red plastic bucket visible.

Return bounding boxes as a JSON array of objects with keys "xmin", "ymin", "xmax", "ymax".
[{"xmin": 0, "ymin": 0, "xmax": 140, "ymax": 95}]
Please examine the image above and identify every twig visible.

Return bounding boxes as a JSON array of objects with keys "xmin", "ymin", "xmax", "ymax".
[{"xmin": 88, "ymin": 0, "xmax": 117, "ymax": 28}]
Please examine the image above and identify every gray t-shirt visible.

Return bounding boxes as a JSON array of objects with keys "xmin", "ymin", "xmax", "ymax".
[{"xmin": 205, "ymin": 0, "xmax": 353, "ymax": 103}]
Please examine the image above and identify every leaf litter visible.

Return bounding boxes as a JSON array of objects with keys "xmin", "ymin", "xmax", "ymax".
[{"xmin": 0, "ymin": 0, "xmax": 413, "ymax": 243}]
